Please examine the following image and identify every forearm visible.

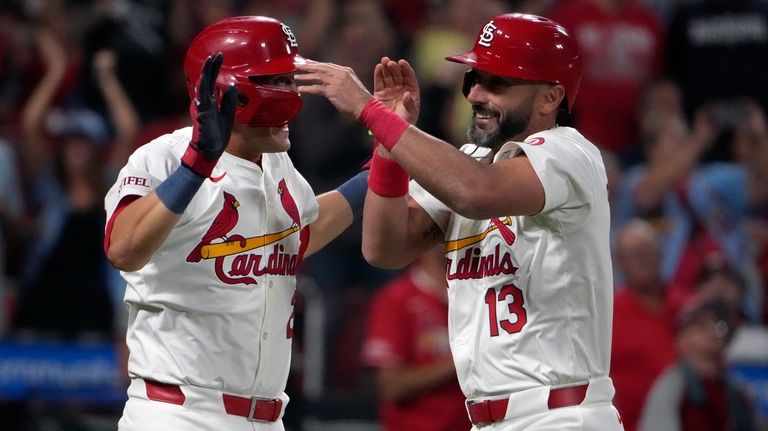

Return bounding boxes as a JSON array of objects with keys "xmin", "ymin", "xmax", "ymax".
[
  {"xmin": 636, "ymin": 141, "xmax": 704, "ymax": 211},
  {"xmin": 107, "ymin": 193, "xmax": 181, "ymax": 271},
  {"xmin": 376, "ymin": 358, "xmax": 457, "ymax": 402},
  {"xmin": 362, "ymin": 193, "xmax": 418, "ymax": 269},
  {"xmin": 634, "ymin": 163, "xmax": 681, "ymax": 211},
  {"xmin": 363, "ymin": 198, "xmax": 443, "ymax": 268},
  {"xmin": 305, "ymin": 169, "xmax": 369, "ymax": 257},
  {"xmin": 362, "ymin": 150, "xmax": 440, "ymax": 268},
  {"xmin": 96, "ymin": 59, "xmax": 139, "ymax": 172},
  {"xmin": 21, "ymin": 71, "xmax": 63, "ymax": 135},
  {"xmin": 389, "ymin": 129, "xmax": 488, "ymax": 215},
  {"xmin": 20, "ymin": 60, "xmax": 65, "ymax": 176},
  {"xmin": 305, "ymin": 191, "xmax": 353, "ymax": 257},
  {"xmin": 108, "ymin": 164, "xmax": 204, "ymax": 270},
  {"xmin": 364, "ymin": 102, "xmax": 542, "ymax": 218}
]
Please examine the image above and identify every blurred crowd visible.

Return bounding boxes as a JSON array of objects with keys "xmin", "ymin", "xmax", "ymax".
[{"xmin": 0, "ymin": 0, "xmax": 767, "ymax": 430}]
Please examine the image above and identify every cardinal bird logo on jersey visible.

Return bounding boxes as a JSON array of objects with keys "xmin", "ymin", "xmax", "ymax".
[
  {"xmin": 278, "ymin": 179, "xmax": 301, "ymax": 228},
  {"xmin": 185, "ymin": 181, "xmax": 306, "ymax": 286},
  {"xmin": 186, "ymin": 191, "xmax": 241, "ymax": 262}
]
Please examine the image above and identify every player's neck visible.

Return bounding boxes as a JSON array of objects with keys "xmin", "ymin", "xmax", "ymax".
[
  {"xmin": 523, "ymin": 116, "xmax": 557, "ymax": 140},
  {"xmin": 225, "ymin": 132, "xmax": 265, "ymax": 165},
  {"xmin": 225, "ymin": 144, "xmax": 263, "ymax": 165}
]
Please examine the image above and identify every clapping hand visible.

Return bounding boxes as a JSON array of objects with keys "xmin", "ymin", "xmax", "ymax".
[{"xmin": 373, "ymin": 57, "xmax": 420, "ymax": 125}]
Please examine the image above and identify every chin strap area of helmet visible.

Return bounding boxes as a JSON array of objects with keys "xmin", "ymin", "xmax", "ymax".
[{"xmin": 236, "ymin": 85, "xmax": 303, "ymax": 127}]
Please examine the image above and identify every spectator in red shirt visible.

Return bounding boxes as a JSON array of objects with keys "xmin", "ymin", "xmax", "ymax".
[
  {"xmin": 549, "ymin": 0, "xmax": 665, "ymax": 158},
  {"xmin": 611, "ymin": 219, "xmax": 678, "ymax": 431},
  {"xmin": 362, "ymin": 245, "xmax": 469, "ymax": 431},
  {"xmin": 638, "ymin": 298, "xmax": 761, "ymax": 431}
]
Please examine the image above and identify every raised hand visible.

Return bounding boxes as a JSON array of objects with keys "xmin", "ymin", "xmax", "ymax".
[
  {"xmin": 373, "ymin": 57, "xmax": 420, "ymax": 125},
  {"xmin": 295, "ymin": 60, "xmax": 374, "ymax": 118},
  {"xmin": 181, "ymin": 53, "xmax": 238, "ymax": 178},
  {"xmin": 297, "ymin": 59, "xmax": 415, "ymax": 154}
]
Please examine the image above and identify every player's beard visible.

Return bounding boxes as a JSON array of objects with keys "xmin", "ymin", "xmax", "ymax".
[{"xmin": 467, "ymin": 97, "xmax": 534, "ymax": 152}]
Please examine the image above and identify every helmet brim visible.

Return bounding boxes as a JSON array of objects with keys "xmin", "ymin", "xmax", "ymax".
[
  {"xmin": 445, "ymin": 52, "xmax": 477, "ymax": 67},
  {"xmin": 250, "ymin": 54, "xmax": 306, "ymax": 77}
]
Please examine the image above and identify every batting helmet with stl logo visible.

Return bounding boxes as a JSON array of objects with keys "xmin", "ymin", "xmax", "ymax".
[
  {"xmin": 446, "ymin": 13, "xmax": 582, "ymax": 111},
  {"xmin": 184, "ymin": 16, "xmax": 304, "ymax": 127}
]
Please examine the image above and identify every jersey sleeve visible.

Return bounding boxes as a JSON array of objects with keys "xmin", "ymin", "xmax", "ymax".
[
  {"xmin": 505, "ymin": 129, "xmax": 608, "ymax": 232},
  {"xmin": 104, "ymin": 130, "xmax": 189, "ymax": 222},
  {"xmin": 296, "ymin": 174, "xmax": 319, "ymax": 227},
  {"xmin": 409, "ymin": 181, "xmax": 451, "ymax": 232}
]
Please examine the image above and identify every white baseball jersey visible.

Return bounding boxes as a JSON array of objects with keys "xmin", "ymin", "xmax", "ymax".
[
  {"xmin": 410, "ymin": 126, "xmax": 613, "ymax": 399},
  {"xmin": 105, "ymin": 127, "xmax": 318, "ymax": 398}
]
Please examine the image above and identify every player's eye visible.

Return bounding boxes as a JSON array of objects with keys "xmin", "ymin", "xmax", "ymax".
[
  {"xmin": 472, "ymin": 72, "xmax": 525, "ymax": 93},
  {"xmin": 273, "ymin": 76, "xmax": 294, "ymax": 87},
  {"xmin": 249, "ymin": 75, "xmax": 295, "ymax": 89},
  {"xmin": 481, "ymin": 76, "xmax": 517, "ymax": 91}
]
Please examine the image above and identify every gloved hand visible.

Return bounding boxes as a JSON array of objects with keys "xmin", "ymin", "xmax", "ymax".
[{"xmin": 182, "ymin": 53, "xmax": 238, "ymax": 178}]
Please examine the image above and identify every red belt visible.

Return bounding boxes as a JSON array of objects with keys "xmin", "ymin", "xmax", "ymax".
[
  {"xmin": 467, "ymin": 383, "xmax": 588, "ymax": 425},
  {"xmin": 144, "ymin": 379, "xmax": 283, "ymax": 422}
]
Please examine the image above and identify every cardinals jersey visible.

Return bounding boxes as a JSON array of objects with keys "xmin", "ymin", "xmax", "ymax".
[
  {"xmin": 104, "ymin": 127, "xmax": 319, "ymax": 397},
  {"xmin": 409, "ymin": 127, "xmax": 614, "ymax": 399}
]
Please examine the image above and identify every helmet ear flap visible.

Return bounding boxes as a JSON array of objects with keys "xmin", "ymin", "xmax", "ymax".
[
  {"xmin": 462, "ymin": 70, "xmax": 477, "ymax": 97},
  {"xmin": 235, "ymin": 83, "xmax": 302, "ymax": 127},
  {"xmin": 233, "ymin": 84, "xmax": 262, "ymax": 124}
]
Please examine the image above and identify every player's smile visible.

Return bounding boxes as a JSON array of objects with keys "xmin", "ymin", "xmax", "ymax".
[{"xmin": 472, "ymin": 106, "xmax": 501, "ymax": 131}]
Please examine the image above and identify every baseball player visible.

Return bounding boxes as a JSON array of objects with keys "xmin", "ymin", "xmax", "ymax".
[
  {"xmin": 298, "ymin": 13, "xmax": 624, "ymax": 430},
  {"xmin": 104, "ymin": 16, "xmax": 369, "ymax": 431}
]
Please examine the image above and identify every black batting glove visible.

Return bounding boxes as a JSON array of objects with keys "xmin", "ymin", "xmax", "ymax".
[{"xmin": 182, "ymin": 53, "xmax": 238, "ymax": 178}]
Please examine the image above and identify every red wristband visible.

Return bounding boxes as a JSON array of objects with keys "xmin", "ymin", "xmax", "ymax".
[
  {"xmin": 359, "ymin": 99, "xmax": 410, "ymax": 152},
  {"xmin": 181, "ymin": 143, "xmax": 217, "ymax": 178},
  {"xmin": 369, "ymin": 151, "xmax": 409, "ymax": 197}
]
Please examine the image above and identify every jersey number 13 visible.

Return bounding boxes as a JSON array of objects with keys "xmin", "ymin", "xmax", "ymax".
[{"xmin": 484, "ymin": 284, "xmax": 528, "ymax": 336}]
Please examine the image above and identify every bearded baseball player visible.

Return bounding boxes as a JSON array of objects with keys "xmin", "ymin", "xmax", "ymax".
[
  {"xmin": 298, "ymin": 13, "xmax": 624, "ymax": 431},
  {"xmin": 104, "ymin": 16, "xmax": 368, "ymax": 430}
]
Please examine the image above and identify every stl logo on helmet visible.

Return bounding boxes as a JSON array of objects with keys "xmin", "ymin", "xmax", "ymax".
[
  {"xmin": 282, "ymin": 24, "xmax": 298, "ymax": 47},
  {"xmin": 478, "ymin": 21, "xmax": 498, "ymax": 47}
]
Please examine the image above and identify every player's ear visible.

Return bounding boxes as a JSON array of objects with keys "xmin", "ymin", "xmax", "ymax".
[{"xmin": 538, "ymin": 84, "xmax": 565, "ymax": 116}]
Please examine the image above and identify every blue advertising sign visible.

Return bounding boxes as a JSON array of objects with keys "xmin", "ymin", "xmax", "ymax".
[{"xmin": 0, "ymin": 341, "xmax": 126, "ymax": 405}]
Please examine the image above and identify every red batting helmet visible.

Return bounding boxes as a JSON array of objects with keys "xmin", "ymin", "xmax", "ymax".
[
  {"xmin": 184, "ymin": 16, "xmax": 304, "ymax": 127},
  {"xmin": 446, "ymin": 13, "xmax": 582, "ymax": 111}
]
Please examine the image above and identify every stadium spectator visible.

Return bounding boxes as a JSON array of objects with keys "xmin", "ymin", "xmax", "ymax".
[
  {"xmin": 12, "ymin": 25, "xmax": 137, "ymax": 341},
  {"xmin": 638, "ymin": 298, "xmax": 762, "ymax": 431},
  {"xmin": 681, "ymin": 99, "xmax": 768, "ymax": 322},
  {"xmin": 611, "ymin": 219, "xmax": 678, "ymax": 431},
  {"xmin": 549, "ymin": 0, "xmax": 665, "ymax": 158},
  {"xmin": 614, "ymin": 80, "xmax": 715, "ymax": 286},
  {"xmin": 362, "ymin": 245, "xmax": 469, "ymax": 431}
]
